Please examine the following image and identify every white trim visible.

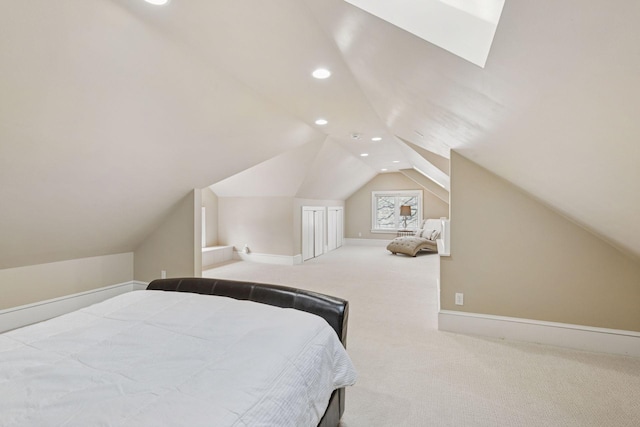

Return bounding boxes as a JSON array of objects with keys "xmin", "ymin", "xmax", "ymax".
[
  {"xmin": 0, "ymin": 281, "xmax": 145, "ymax": 333},
  {"xmin": 201, "ymin": 245, "xmax": 233, "ymax": 253},
  {"xmin": 438, "ymin": 310, "xmax": 640, "ymax": 357},
  {"xmin": 345, "ymin": 238, "xmax": 390, "ymax": 247},
  {"xmin": 437, "ymin": 218, "xmax": 451, "ymax": 256},
  {"xmin": 436, "ymin": 239, "xmax": 450, "ymax": 256},
  {"xmin": 132, "ymin": 280, "xmax": 149, "ymax": 291},
  {"xmin": 232, "ymin": 250, "xmax": 302, "ymax": 266}
]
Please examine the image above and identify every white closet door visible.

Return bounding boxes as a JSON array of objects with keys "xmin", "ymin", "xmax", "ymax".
[
  {"xmin": 336, "ymin": 208, "xmax": 344, "ymax": 248},
  {"xmin": 302, "ymin": 209, "xmax": 315, "ymax": 261},
  {"xmin": 327, "ymin": 209, "xmax": 337, "ymax": 251},
  {"xmin": 302, "ymin": 206, "xmax": 326, "ymax": 261},
  {"xmin": 327, "ymin": 207, "xmax": 344, "ymax": 251},
  {"xmin": 314, "ymin": 209, "xmax": 324, "ymax": 257}
]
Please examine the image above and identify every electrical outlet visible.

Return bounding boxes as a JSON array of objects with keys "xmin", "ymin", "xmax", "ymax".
[
  {"xmin": 455, "ymin": 293, "xmax": 464, "ymax": 305},
  {"xmin": 161, "ymin": 270, "xmax": 166, "ymax": 279}
]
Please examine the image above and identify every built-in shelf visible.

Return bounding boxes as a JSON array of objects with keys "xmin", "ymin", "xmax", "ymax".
[{"xmin": 202, "ymin": 246, "xmax": 233, "ymax": 269}]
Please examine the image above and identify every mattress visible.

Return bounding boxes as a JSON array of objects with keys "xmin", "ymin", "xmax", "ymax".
[{"xmin": 0, "ymin": 290, "xmax": 357, "ymax": 426}]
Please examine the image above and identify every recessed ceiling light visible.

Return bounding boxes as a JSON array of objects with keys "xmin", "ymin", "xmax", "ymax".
[
  {"xmin": 145, "ymin": 0, "xmax": 170, "ymax": 5},
  {"xmin": 315, "ymin": 118, "xmax": 328, "ymax": 125},
  {"xmin": 381, "ymin": 168, "xmax": 388, "ymax": 171},
  {"xmin": 360, "ymin": 153, "xmax": 369, "ymax": 157},
  {"xmin": 392, "ymin": 160, "xmax": 400, "ymax": 163},
  {"xmin": 312, "ymin": 68, "xmax": 331, "ymax": 79},
  {"xmin": 371, "ymin": 137, "xmax": 382, "ymax": 141}
]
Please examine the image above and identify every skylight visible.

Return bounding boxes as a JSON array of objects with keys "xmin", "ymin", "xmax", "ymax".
[{"xmin": 343, "ymin": 0, "xmax": 505, "ymax": 67}]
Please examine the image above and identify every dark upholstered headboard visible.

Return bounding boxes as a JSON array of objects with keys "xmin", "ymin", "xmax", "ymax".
[{"xmin": 146, "ymin": 277, "xmax": 349, "ymax": 348}]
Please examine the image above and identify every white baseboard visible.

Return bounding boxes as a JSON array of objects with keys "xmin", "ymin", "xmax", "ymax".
[
  {"xmin": 132, "ymin": 281, "xmax": 148, "ymax": 291},
  {"xmin": 0, "ymin": 281, "xmax": 146, "ymax": 333},
  {"xmin": 233, "ymin": 250, "xmax": 302, "ymax": 266},
  {"xmin": 438, "ymin": 310, "xmax": 640, "ymax": 358},
  {"xmin": 345, "ymin": 238, "xmax": 390, "ymax": 247}
]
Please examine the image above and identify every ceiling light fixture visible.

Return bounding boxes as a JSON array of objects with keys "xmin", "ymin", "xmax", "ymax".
[
  {"xmin": 144, "ymin": 0, "xmax": 170, "ymax": 5},
  {"xmin": 315, "ymin": 118, "xmax": 328, "ymax": 125},
  {"xmin": 381, "ymin": 168, "xmax": 388, "ymax": 172},
  {"xmin": 371, "ymin": 137, "xmax": 382, "ymax": 141},
  {"xmin": 312, "ymin": 68, "xmax": 331, "ymax": 79},
  {"xmin": 392, "ymin": 160, "xmax": 400, "ymax": 163},
  {"xmin": 360, "ymin": 153, "xmax": 369, "ymax": 157}
]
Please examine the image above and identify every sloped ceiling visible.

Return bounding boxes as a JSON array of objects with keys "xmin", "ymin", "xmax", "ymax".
[
  {"xmin": 210, "ymin": 139, "xmax": 326, "ymax": 198},
  {"xmin": 399, "ymin": 169, "xmax": 449, "ymax": 204},
  {"xmin": 211, "ymin": 138, "xmax": 377, "ymax": 200},
  {"xmin": 1, "ymin": 0, "xmax": 639, "ymax": 268},
  {"xmin": 296, "ymin": 138, "xmax": 378, "ymax": 200},
  {"xmin": 401, "ymin": 140, "xmax": 450, "ymax": 176}
]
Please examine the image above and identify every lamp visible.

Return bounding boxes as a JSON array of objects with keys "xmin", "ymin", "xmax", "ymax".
[{"xmin": 400, "ymin": 205, "xmax": 411, "ymax": 230}]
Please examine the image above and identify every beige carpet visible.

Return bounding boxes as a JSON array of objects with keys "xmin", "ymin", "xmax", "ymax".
[{"xmin": 204, "ymin": 245, "xmax": 640, "ymax": 426}]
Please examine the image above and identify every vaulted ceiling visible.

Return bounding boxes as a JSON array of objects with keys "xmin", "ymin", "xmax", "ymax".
[{"xmin": 1, "ymin": 0, "xmax": 639, "ymax": 269}]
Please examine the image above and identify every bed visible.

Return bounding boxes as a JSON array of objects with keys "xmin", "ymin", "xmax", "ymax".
[
  {"xmin": 0, "ymin": 277, "xmax": 356, "ymax": 427},
  {"xmin": 386, "ymin": 218, "xmax": 442, "ymax": 257}
]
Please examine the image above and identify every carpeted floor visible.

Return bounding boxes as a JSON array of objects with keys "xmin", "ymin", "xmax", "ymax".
[{"xmin": 203, "ymin": 245, "xmax": 640, "ymax": 426}]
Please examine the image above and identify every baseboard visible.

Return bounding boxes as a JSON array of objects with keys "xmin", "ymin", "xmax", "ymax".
[
  {"xmin": 233, "ymin": 250, "xmax": 302, "ymax": 266},
  {"xmin": 344, "ymin": 238, "xmax": 390, "ymax": 247},
  {"xmin": 132, "ymin": 280, "xmax": 148, "ymax": 291},
  {"xmin": 438, "ymin": 310, "xmax": 640, "ymax": 357},
  {"xmin": 0, "ymin": 281, "xmax": 146, "ymax": 333}
]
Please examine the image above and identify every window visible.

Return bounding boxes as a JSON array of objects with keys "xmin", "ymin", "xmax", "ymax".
[{"xmin": 371, "ymin": 190, "xmax": 423, "ymax": 232}]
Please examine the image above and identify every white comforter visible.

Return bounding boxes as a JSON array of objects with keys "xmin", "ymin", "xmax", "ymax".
[{"xmin": 0, "ymin": 290, "xmax": 356, "ymax": 426}]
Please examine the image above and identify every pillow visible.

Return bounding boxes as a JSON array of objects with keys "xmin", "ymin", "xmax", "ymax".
[
  {"xmin": 422, "ymin": 228, "xmax": 441, "ymax": 240},
  {"xmin": 422, "ymin": 228, "xmax": 435, "ymax": 239}
]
